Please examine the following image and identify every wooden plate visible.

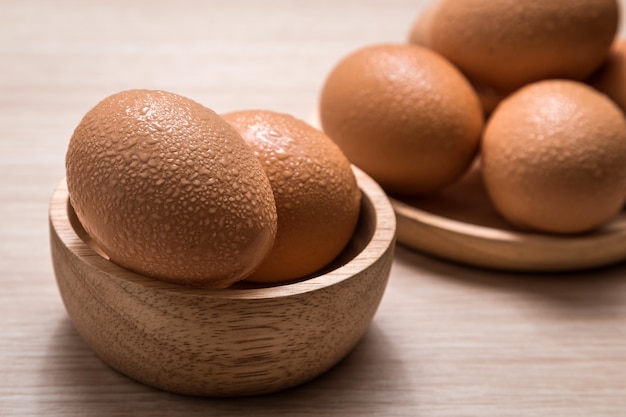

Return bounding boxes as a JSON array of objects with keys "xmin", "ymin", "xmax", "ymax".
[
  {"xmin": 390, "ymin": 163, "xmax": 626, "ymax": 272},
  {"xmin": 309, "ymin": 111, "xmax": 626, "ymax": 271}
]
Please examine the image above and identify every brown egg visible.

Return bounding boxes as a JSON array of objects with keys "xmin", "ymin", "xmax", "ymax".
[
  {"xmin": 222, "ymin": 110, "xmax": 361, "ymax": 284},
  {"xmin": 319, "ymin": 43, "xmax": 484, "ymax": 195},
  {"xmin": 428, "ymin": 0, "xmax": 619, "ymax": 93},
  {"xmin": 408, "ymin": 2, "xmax": 506, "ymax": 117},
  {"xmin": 409, "ymin": 2, "xmax": 506, "ymax": 116},
  {"xmin": 408, "ymin": 1, "xmax": 439, "ymax": 47},
  {"xmin": 589, "ymin": 39, "xmax": 626, "ymax": 114},
  {"xmin": 65, "ymin": 90, "xmax": 278, "ymax": 288},
  {"xmin": 482, "ymin": 80, "xmax": 626, "ymax": 234},
  {"xmin": 472, "ymin": 81, "xmax": 507, "ymax": 117}
]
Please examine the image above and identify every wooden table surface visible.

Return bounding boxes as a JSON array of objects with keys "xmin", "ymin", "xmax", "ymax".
[{"xmin": 3, "ymin": 1, "xmax": 626, "ymax": 416}]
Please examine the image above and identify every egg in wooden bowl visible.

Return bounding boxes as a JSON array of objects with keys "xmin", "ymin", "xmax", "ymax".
[{"xmin": 49, "ymin": 90, "xmax": 396, "ymax": 397}]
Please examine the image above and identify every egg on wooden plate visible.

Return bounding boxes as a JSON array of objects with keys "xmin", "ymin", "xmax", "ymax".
[
  {"xmin": 319, "ymin": 43, "xmax": 484, "ymax": 196},
  {"xmin": 482, "ymin": 80, "xmax": 626, "ymax": 234}
]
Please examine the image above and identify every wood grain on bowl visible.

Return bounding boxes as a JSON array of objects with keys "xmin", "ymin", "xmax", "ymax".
[{"xmin": 49, "ymin": 167, "xmax": 396, "ymax": 397}]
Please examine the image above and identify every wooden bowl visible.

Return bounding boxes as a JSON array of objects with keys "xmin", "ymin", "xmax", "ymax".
[
  {"xmin": 48, "ymin": 167, "xmax": 396, "ymax": 397},
  {"xmin": 391, "ymin": 162, "xmax": 626, "ymax": 271}
]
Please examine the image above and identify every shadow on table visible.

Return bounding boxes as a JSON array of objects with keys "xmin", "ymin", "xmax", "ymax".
[{"xmin": 37, "ymin": 316, "xmax": 414, "ymax": 416}]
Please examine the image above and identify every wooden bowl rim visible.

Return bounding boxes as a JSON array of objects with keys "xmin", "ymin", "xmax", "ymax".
[{"xmin": 50, "ymin": 166, "xmax": 396, "ymax": 299}]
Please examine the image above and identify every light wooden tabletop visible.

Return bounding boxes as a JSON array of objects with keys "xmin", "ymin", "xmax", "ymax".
[{"xmin": 2, "ymin": 1, "xmax": 626, "ymax": 416}]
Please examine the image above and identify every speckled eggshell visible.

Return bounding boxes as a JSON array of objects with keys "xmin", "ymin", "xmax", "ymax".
[
  {"xmin": 482, "ymin": 80, "xmax": 626, "ymax": 234},
  {"xmin": 429, "ymin": 0, "xmax": 619, "ymax": 93},
  {"xmin": 223, "ymin": 110, "xmax": 361, "ymax": 284},
  {"xmin": 65, "ymin": 90, "xmax": 278, "ymax": 288},
  {"xmin": 320, "ymin": 43, "xmax": 484, "ymax": 195}
]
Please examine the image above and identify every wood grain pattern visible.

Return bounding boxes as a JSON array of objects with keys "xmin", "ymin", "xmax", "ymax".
[
  {"xmin": 3, "ymin": 0, "xmax": 626, "ymax": 415},
  {"xmin": 48, "ymin": 168, "xmax": 396, "ymax": 397}
]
